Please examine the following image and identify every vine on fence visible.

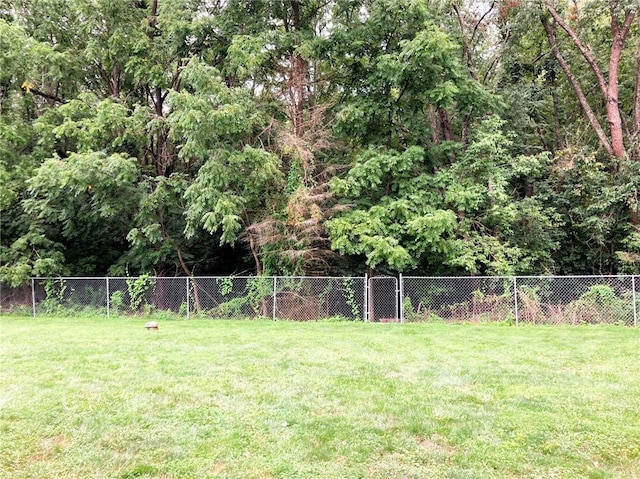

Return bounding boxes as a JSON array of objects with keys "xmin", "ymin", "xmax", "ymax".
[
  {"xmin": 342, "ymin": 277, "xmax": 360, "ymax": 320},
  {"xmin": 248, "ymin": 277, "xmax": 272, "ymax": 317},
  {"xmin": 42, "ymin": 279, "xmax": 67, "ymax": 314},
  {"xmin": 126, "ymin": 275, "xmax": 154, "ymax": 311},
  {"xmin": 217, "ymin": 277, "xmax": 233, "ymax": 296},
  {"xmin": 110, "ymin": 290, "xmax": 124, "ymax": 314}
]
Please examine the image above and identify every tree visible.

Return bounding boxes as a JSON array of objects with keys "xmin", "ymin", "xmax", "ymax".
[
  {"xmin": 327, "ymin": 146, "xmax": 457, "ymax": 273},
  {"xmin": 1, "ymin": 1, "xmax": 237, "ymax": 280},
  {"xmin": 436, "ymin": 116, "xmax": 561, "ymax": 275},
  {"xmin": 15, "ymin": 152, "xmax": 139, "ymax": 279},
  {"xmin": 325, "ymin": 6, "xmax": 494, "ymax": 274},
  {"xmin": 486, "ymin": 0, "xmax": 640, "ymax": 273},
  {"xmin": 540, "ymin": 0, "xmax": 638, "ymax": 160},
  {"xmin": 0, "ymin": 18, "xmax": 78, "ymax": 285},
  {"xmin": 206, "ymin": 0, "xmax": 346, "ymax": 274}
]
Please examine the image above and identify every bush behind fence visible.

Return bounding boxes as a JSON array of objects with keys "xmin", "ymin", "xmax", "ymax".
[{"xmin": 1, "ymin": 275, "xmax": 638, "ymax": 326}]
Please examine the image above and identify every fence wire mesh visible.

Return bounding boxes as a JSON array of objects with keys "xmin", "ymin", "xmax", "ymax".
[
  {"xmin": 369, "ymin": 277, "xmax": 398, "ymax": 322},
  {"xmin": 33, "ymin": 278, "xmax": 108, "ymax": 316},
  {"xmin": 515, "ymin": 276, "xmax": 635, "ymax": 326},
  {"xmin": 23, "ymin": 276, "xmax": 366, "ymax": 321},
  {"xmin": 402, "ymin": 277, "xmax": 514, "ymax": 323},
  {"xmin": 191, "ymin": 277, "xmax": 365, "ymax": 320},
  {"xmin": 1, "ymin": 282, "xmax": 32, "ymax": 313},
  {"xmin": 191, "ymin": 277, "xmax": 274, "ymax": 319},
  {"xmin": 107, "ymin": 277, "xmax": 188, "ymax": 316},
  {"xmin": 275, "ymin": 277, "xmax": 365, "ymax": 321},
  {"xmin": 4, "ymin": 275, "xmax": 638, "ymax": 325}
]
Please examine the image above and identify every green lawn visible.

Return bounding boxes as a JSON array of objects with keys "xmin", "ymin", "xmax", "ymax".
[{"xmin": 1, "ymin": 317, "xmax": 638, "ymax": 479}]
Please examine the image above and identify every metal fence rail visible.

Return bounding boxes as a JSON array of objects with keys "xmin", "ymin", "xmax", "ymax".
[{"xmin": 1, "ymin": 275, "xmax": 638, "ymax": 325}]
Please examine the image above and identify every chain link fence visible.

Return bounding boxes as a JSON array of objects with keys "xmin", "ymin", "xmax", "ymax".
[
  {"xmin": 369, "ymin": 276, "xmax": 399, "ymax": 322},
  {"xmin": 401, "ymin": 275, "xmax": 638, "ymax": 326},
  {"xmin": 6, "ymin": 276, "xmax": 366, "ymax": 321},
  {"xmin": 401, "ymin": 276, "xmax": 515, "ymax": 323},
  {"xmin": 0, "ymin": 282, "xmax": 33, "ymax": 315},
  {"xmin": 514, "ymin": 276, "xmax": 636, "ymax": 326},
  {"xmin": 1, "ymin": 275, "xmax": 638, "ymax": 325}
]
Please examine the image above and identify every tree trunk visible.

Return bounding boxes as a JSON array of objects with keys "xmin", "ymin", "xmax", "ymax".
[
  {"xmin": 551, "ymin": 75, "xmax": 563, "ymax": 151},
  {"xmin": 428, "ymin": 105, "xmax": 440, "ymax": 145},
  {"xmin": 632, "ymin": 18, "xmax": 640, "ymax": 160},
  {"xmin": 439, "ymin": 108, "xmax": 456, "ymax": 162},
  {"xmin": 541, "ymin": 15, "xmax": 615, "ymax": 157},
  {"xmin": 606, "ymin": 8, "xmax": 635, "ymax": 159},
  {"xmin": 147, "ymin": 0, "xmax": 172, "ymax": 176},
  {"xmin": 176, "ymin": 246, "xmax": 202, "ymax": 313},
  {"xmin": 249, "ymin": 234, "xmax": 263, "ymax": 275},
  {"xmin": 111, "ymin": 68, "xmax": 121, "ymax": 97},
  {"xmin": 452, "ymin": 3, "xmax": 480, "ymax": 82},
  {"xmin": 439, "ymin": 108, "xmax": 452, "ymax": 142},
  {"xmin": 542, "ymin": 1, "xmax": 635, "ymax": 159},
  {"xmin": 451, "ymin": 2, "xmax": 495, "ymax": 83}
]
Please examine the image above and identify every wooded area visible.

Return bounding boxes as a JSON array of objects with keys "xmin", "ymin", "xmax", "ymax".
[{"xmin": 1, "ymin": 0, "xmax": 639, "ymax": 284}]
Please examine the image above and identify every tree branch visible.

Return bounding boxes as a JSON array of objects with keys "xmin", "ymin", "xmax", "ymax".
[
  {"xmin": 21, "ymin": 85, "xmax": 66, "ymax": 104},
  {"xmin": 452, "ymin": 3, "xmax": 479, "ymax": 81},
  {"xmin": 471, "ymin": 1, "xmax": 495, "ymax": 45},
  {"xmin": 543, "ymin": 0, "xmax": 608, "ymax": 98},
  {"xmin": 541, "ymin": 15, "xmax": 614, "ymax": 157}
]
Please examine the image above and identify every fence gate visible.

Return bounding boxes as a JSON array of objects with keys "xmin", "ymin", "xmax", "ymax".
[{"xmin": 368, "ymin": 276, "xmax": 398, "ymax": 322}]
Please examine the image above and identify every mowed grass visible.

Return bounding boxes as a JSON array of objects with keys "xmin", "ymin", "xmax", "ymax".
[{"xmin": 1, "ymin": 317, "xmax": 639, "ymax": 479}]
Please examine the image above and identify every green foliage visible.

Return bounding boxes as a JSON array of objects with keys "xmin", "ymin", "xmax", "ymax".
[
  {"xmin": 342, "ymin": 277, "xmax": 361, "ymax": 320},
  {"xmin": 41, "ymin": 278, "xmax": 67, "ymax": 315},
  {"xmin": 2, "ymin": 0, "xmax": 639, "ymax": 278},
  {"xmin": 120, "ymin": 173, "xmax": 191, "ymax": 275},
  {"xmin": 126, "ymin": 274, "xmax": 154, "ymax": 312},
  {"xmin": 35, "ymin": 94, "xmax": 146, "ymax": 156},
  {"xmin": 25, "ymin": 151, "xmax": 139, "ymax": 225},
  {"xmin": 247, "ymin": 276, "xmax": 274, "ymax": 317},
  {"xmin": 184, "ymin": 146, "xmax": 284, "ymax": 245},
  {"xmin": 328, "ymin": 147, "xmax": 457, "ymax": 272},
  {"xmin": 0, "ymin": 228, "xmax": 67, "ymax": 286},
  {"xmin": 209, "ymin": 277, "xmax": 274, "ymax": 319},
  {"xmin": 328, "ymin": 0, "xmax": 480, "ymax": 147},
  {"xmin": 167, "ymin": 58, "xmax": 264, "ymax": 153},
  {"xmin": 217, "ymin": 277, "xmax": 233, "ymax": 296},
  {"xmin": 565, "ymin": 285, "xmax": 632, "ymax": 325},
  {"xmin": 379, "ymin": 22, "xmax": 467, "ymax": 108},
  {"xmin": 538, "ymin": 149, "xmax": 640, "ymax": 274},
  {"xmin": 403, "ymin": 296, "xmax": 417, "ymax": 322},
  {"xmin": 109, "ymin": 290, "xmax": 124, "ymax": 314},
  {"xmin": 4, "ymin": 151, "xmax": 140, "ymax": 279},
  {"xmin": 438, "ymin": 116, "xmax": 561, "ymax": 275}
]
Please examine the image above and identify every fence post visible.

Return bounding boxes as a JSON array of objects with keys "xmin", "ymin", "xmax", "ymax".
[
  {"xmin": 186, "ymin": 277, "xmax": 190, "ymax": 320},
  {"xmin": 272, "ymin": 276, "xmax": 277, "ymax": 321},
  {"xmin": 399, "ymin": 273, "xmax": 404, "ymax": 323},
  {"xmin": 106, "ymin": 277, "xmax": 110, "ymax": 318},
  {"xmin": 31, "ymin": 278, "xmax": 36, "ymax": 317},
  {"xmin": 513, "ymin": 276, "xmax": 519, "ymax": 327},
  {"xmin": 632, "ymin": 275, "xmax": 637, "ymax": 328},
  {"xmin": 363, "ymin": 273, "xmax": 368, "ymax": 322}
]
